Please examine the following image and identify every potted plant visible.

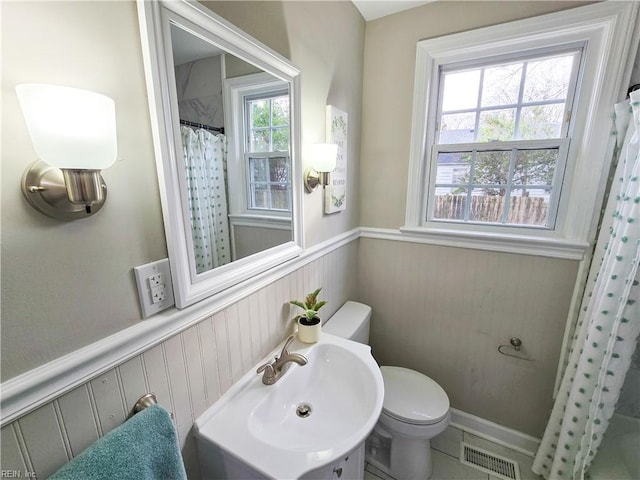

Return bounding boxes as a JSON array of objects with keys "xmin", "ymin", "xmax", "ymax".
[{"xmin": 290, "ymin": 287, "xmax": 327, "ymax": 343}]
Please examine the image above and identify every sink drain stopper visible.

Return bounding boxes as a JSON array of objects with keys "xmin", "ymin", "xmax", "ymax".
[{"xmin": 296, "ymin": 403, "xmax": 312, "ymax": 418}]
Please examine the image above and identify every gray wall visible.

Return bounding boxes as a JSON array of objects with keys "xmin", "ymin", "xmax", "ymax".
[
  {"xmin": 232, "ymin": 224, "xmax": 292, "ymax": 260},
  {"xmin": 205, "ymin": 1, "xmax": 365, "ymax": 248},
  {"xmin": 2, "ymin": 0, "xmax": 166, "ymax": 380},
  {"xmin": 1, "ymin": 0, "xmax": 365, "ymax": 380},
  {"xmin": 1, "ymin": 0, "xmax": 365, "ymax": 477},
  {"xmin": 1, "ymin": 0, "xmax": 624, "ymax": 475},
  {"xmin": 358, "ymin": 0, "xmax": 593, "ymax": 229},
  {"xmin": 356, "ymin": 1, "xmax": 593, "ymax": 437},
  {"xmin": 356, "ymin": 239, "xmax": 579, "ymax": 436}
]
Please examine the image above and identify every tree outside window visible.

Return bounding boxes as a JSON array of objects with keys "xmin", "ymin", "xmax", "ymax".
[
  {"xmin": 246, "ymin": 92, "xmax": 291, "ymax": 211},
  {"xmin": 432, "ymin": 50, "xmax": 579, "ymax": 227}
]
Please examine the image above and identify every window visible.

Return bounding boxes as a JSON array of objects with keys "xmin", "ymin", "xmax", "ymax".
[
  {"xmin": 224, "ymin": 72, "xmax": 292, "ymax": 219},
  {"xmin": 431, "ymin": 49, "xmax": 580, "ymax": 228},
  {"xmin": 245, "ymin": 91, "xmax": 291, "ymax": 212},
  {"xmin": 404, "ymin": 3, "xmax": 639, "ymax": 258}
]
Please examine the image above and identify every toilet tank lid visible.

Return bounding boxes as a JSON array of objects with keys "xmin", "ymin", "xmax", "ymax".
[
  {"xmin": 381, "ymin": 366, "xmax": 450, "ymax": 425},
  {"xmin": 323, "ymin": 301, "xmax": 371, "ymax": 338}
]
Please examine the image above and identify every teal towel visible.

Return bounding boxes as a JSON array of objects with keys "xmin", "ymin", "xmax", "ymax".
[{"xmin": 49, "ymin": 404, "xmax": 187, "ymax": 480}]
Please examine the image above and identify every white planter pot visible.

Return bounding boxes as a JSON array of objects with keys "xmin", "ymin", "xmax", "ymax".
[{"xmin": 297, "ymin": 317, "xmax": 321, "ymax": 343}]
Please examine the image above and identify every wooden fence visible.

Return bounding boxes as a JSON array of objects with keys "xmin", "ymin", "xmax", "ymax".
[{"xmin": 434, "ymin": 195, "xmax": 548, "ymax": 225}]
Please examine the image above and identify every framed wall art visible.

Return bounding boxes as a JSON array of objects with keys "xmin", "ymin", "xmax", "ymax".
[{"xmin": 325, "ymin": 105, "xmax": 347, "ymax": 214}]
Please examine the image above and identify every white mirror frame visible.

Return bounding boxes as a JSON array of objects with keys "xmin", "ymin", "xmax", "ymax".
[{"xmin": 137, "ymin": 0, "xmax": 303, "ymax": 308}]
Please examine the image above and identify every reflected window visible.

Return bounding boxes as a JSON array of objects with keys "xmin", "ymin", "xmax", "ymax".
[{"xmin": 244, "ymin": 91, "xmax": 291, "ymax": 212}]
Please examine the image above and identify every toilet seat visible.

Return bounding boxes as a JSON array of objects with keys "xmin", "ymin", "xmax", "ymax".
[{"xmin": 381, "ymin": 366, "xmax": 449, "ymax": 426}]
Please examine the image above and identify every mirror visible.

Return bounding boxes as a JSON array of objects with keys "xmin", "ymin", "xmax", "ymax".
[{"xmin": 138, "ymin": 0, "xmax": 303, "ymax": 308}]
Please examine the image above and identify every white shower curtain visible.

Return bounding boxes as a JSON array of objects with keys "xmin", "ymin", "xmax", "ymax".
[
  {"xmin": 181, "ymin": 126, "xmax": 231, "ymax": 273},
  {"xmin": 532, "ymin": 90, "xmax": 640, "ymax": 479}
]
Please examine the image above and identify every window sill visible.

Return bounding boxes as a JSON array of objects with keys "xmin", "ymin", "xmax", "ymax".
[
  {"xmin": 360, "ymin": 226, "xmax": 588, "ymax": 260},
  {"xmin": 403, "ymin": 2, "xmax": 638, "ymax": 263},
  {"xmin": 229, "ymin": 213, "xmax": 292, "ymax": 230}
]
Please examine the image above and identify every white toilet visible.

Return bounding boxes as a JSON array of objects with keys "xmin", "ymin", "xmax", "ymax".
[{"xmin": 324, "ymin": 301, "xmax": 450, "ymax": 480}]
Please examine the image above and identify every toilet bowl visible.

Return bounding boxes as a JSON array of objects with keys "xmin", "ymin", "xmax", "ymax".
[{"xmin": 323, "ymin": 301, "xmax": 450, "ymax": 480}]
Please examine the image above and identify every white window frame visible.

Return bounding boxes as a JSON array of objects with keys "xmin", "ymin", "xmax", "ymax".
[
  {"xmin": 403, "ymin": 2, "xmax": 640, "ymax": 259},
  {"xmin": 224, "ymin": 72, "xmax": 292, "ymax": 221},
  {"xmin": 244, "ymin": 90, "xmax": 291, "ymax": 212},
  {"xmin": 430, "ymin": 46, "xmax": 581, "ymax": 230}
]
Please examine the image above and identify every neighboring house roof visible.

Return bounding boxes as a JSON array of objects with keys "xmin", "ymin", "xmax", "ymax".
[{"xmin": 438, "ymin": 129, "xmax": 475, "ymax": 163}]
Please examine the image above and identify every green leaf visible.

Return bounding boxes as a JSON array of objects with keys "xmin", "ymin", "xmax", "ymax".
[
  {"xmin": 290, "ymin": 287, "xmax": 327, "ymax": 314},
  {"xmin": 313, "ymin": 300, "xmax": 328, "ymax": 311},
  {"xmin": 289, "ymin": 300, "xmax": 306, "ymax": 310}
]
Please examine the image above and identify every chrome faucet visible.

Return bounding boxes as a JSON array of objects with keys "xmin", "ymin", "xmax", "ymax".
[{"xmin": 256, "ymin": 335, "xmax": 308, "ymax": 385}]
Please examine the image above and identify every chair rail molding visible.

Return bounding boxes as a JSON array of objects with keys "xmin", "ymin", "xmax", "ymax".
[
  {"xmin": 0, "ymin": 228, "xmax": 359, "ymax": 426},
  {"xmin": 363, "ymin": 227, "xmax": 587, "ymax": 260}
]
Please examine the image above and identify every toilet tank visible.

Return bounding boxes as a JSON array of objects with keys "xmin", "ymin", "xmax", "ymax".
[{"xmin": 323, "ymin": 301, "xmax": 371, "ymax": 344}]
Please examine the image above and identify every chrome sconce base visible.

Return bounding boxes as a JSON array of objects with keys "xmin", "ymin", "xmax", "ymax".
[
  {"xmin": 21, "ymin": 160, "xmax": 107, "ymax": 221},
  {"xmin": 304, "ymin": 168, "xmax": 330, "ymax": 193}
]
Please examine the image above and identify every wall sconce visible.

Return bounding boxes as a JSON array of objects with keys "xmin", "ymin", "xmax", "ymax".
[
  {"xmin": 304, "ymin": 143, "xmax": 338, "ymax": 193},
  {"xmin": 16, "ymin": 84, "xmax": 117, "ymax": 221}
]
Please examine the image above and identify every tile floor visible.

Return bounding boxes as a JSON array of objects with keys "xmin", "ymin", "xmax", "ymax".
[{"xmin": 363, "ymin": 425, "xmax": 543, "ymax": 480}]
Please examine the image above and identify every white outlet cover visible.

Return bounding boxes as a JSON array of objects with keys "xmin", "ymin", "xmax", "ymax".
[
  {"xmin": 148, "ymin": 273, "xmax": 163, "ymax": 287},
  {"xmin": 133, "ymin": 258, "xmax": 175, "ymax": 318}
]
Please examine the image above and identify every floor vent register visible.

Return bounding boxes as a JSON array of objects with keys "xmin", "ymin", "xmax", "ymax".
[{"xmin": 460, "ymin": 442, "xmax": 521, "ymax": 480}]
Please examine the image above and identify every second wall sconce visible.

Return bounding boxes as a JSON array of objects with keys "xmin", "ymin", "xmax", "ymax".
[
  {"xmin": 16, "ymin": 83, "xmax": 118, "ymax": 221},
  {"xmin": 304, "ymin": 143, "xmax": 338, "ymax": 193}
]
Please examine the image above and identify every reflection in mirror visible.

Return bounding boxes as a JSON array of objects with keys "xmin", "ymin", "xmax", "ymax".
[
  {"xmin": 137, "ymin": 0, "xmax": 302, "ymax": 308},
  {"xmin": 170, "ymin": 24, "xmax": 293, "ymax": 274}
]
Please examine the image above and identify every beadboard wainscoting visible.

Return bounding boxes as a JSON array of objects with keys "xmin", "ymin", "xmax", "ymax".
[
  {"xmin": 356, "ymin": 236, "xmax": 580, "ymax": 438},
  {"xmin": 0, "ymin": 239, "xmax": 358, "ymax": 479}
]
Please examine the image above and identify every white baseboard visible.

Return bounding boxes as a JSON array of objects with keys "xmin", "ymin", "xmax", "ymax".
[{"xmin": 450, "ymin": 408, "xmax": 541, "ymax": 457}]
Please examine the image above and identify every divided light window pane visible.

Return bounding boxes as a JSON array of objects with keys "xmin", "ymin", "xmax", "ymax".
[
  {"xmin": 246, "ymin": 94, "xmax": 290, "ymax": 153},
  {"xmin": 431, "ymin": 49, "xmax": 579, "ymax": 228},
  {"xmin": 248, "ymin": 156, "xmax": 291, "ymax": 211},
  {"xmin": 245, "ymin": 91, "xmax": 292, "ymax": 212},
  {"xmin": 433, "ymin": 148, "xmax": 559, "ymax": 226},
  {"xmin": 438, "ymin": 51, "xmax": 577, "ymax": 144}
]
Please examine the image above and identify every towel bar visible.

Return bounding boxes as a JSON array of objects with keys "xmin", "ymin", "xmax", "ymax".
[
  {"xmin": 128, "ymin": 393, "xmax": 157, "ymax": 419},
  {"xmin": 134, "ymin": 392, "xmax": 157, "ymax": 412},
  {"xmin": 128, "ymin": 392, "xmax": 175, "ymax": 420},
  {"xmin": 50, "ymin": 393, "xmax": 186, "ymax": 480}
]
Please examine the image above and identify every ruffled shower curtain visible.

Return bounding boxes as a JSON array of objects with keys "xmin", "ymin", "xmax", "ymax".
[
  {"xmin": 532, "ymin": 90, "xmax": 640, "ymax": 479},
  {"xmin": 181, "ymin": 126, "xmax": 231, "ymax": 273}
]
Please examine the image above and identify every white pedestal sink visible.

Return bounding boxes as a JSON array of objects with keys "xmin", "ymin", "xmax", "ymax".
[{"xmin": 194, "ymin": 333, "xmax": 384, "ymax": 479}]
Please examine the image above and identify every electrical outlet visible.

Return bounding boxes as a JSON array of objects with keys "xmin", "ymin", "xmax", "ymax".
[
  {"xmin": 133, "ymin": 259, "xmax": 174, "ymax": 318},
  {"xmin": 150, "ymin": 284, "xmax": 165, "ymax": 304},
  {"xmin": 148, "ymin": 273, "xmax": 163, "ymax": 288}
]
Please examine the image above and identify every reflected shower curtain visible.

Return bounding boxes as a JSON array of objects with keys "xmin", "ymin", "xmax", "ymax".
[
  {"xmin": 181, "ymin": 126, "xmax": 230, "ymax": 273},
  {"xmin": 532, "ymin": 90, "xmax": 640, "ymax": 479}
]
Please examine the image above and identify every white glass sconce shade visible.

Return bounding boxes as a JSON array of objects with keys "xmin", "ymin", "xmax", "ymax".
[
  {"xmin": 304, "ymin": 143, "xmax": 338, "ymax": 193},
  {"xmin": 310, "ymin": 143, "xmax": 338, "ymax": 172},
  {"xmin": 16, "ymin": 84, "xmax": 118, "ymax": 221},
  {"xmin": 16, "ymin": 84, "xmax": 117, "ymax": 169}
]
